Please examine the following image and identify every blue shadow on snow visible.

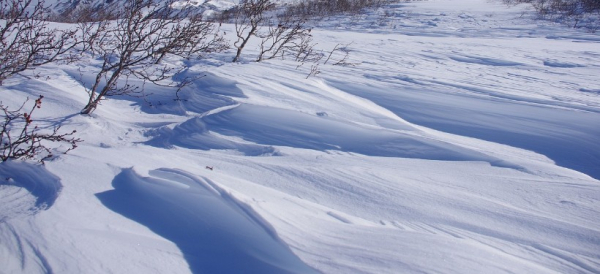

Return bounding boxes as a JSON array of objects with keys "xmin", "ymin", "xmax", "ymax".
[{"xmin": 96, "ymin": 168, "xmax": 319, "ymax": 274}]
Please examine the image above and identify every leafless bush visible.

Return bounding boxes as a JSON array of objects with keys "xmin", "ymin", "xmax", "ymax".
[
  {"xmin": 0, "ymin": 0, "xmax": 81, "ymax": 85},
  {"xmin": 256, "ymin": 12, "xmax": 316, "ymax": 61},
  {"xmin": 305, "ymin": 43, "xmax": 359, "ymax": 78},
  {"xmin": 504, "ymin": 0, "xmax": 600, "ymax": 31},
  {"xmin": 1, "ymin": 96, "xmax": 81, "ymax": 163},
  {"xmin": 79, "ymin": 0, "xmax": 228, "ymax": 114},
  {"xmin": 292, "ymin": 33, "xmax": 321, "ymax": 63},
  {"xmin": 324, "ymin": 43, "xmax": 358, "ymax": 66},
  {"xmin": 232, "ymin": 0, "xmax": 276, "ymax": 62},
  {"xmin": 305, "ymin": 63, "xmax": 321, "ymax": 79},
  {"xmin": 281, "ymin": 0, "xmax": 392, "ymax": 20},
  {"xmin": 51, "ymin": 3, "xmax": 119, "ymax": 23},
  {"xmin": 230, "ymin": 0, "xmax": 403, "ymax": 62},
  {"xmin": 231, "ymin": 0, "xmax": 320, "ymax": 63}
]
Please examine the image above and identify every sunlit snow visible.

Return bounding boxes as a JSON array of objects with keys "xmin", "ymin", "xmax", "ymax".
[{"xmin": 1, "ymin": 0, "xmax": 599, "ymax": 273}]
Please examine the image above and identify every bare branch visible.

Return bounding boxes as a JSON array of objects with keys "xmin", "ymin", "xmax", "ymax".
[
  {"xmin": 1, "ymin": 96, "xmax": 81, "ymax": 163},
  {"xmin": 79, "ymin": 0, "xmax": 228, "ymax": 114},
  {"xmin": 232, "ymin": 0, "xmax": 276, "ymax": 62},
  {"xmin": 0, "ymin": 0, "xmax": 82, "ymax": 84}
]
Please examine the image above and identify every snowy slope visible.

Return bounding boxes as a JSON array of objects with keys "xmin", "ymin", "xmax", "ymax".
[{"xmin": 1, "ymin": 0, "xmax": 600, "ymax": 273}]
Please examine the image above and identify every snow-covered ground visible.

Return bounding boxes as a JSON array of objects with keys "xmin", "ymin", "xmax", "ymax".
[{"xmin": 1, "ymin": 0, "xmax": 600, "ymax": 273}]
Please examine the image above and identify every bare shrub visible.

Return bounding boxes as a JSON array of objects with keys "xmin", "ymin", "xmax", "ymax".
[
  {"xmin": 281, "ymin": 0, "xmax": 391, "ymax": 19},
  {"xmin": 303, "ymin": 43, "xmax": 358, "ymax": 78},
  {"xmin": 230, "ymin": 0, "xmax": 402, "ymax": 62},
  {"xmin": 231, "ymin": 0, "xmax": 320, "ymax": 63},
  {"xmin": 1, "ymin": 96, "xmax": 81, "ymax": 163},
  {"xmin": 232, "ymin": 0, "xmax": 276, "ymax": 62},
  {"xmin": 256, "ymin": 12, "xmax": 315, "ymax": 61},
  {"xmin": 324, "ymin": 43, "xmax": 357, "ymax": 66},
  {"xmin": 79, "ymin": 0, "xmax": 228, "ymax": 114},
  {"xmin": 504, "ymin": 0, "xmax": 600, "ymax": 31},
  {"xmin": 52, "ymin": 2, "xmax": 119, "ymax": 23},
  {"xmin": 0, "ymin": 0, "xmax": 81, "ymax": 85}
]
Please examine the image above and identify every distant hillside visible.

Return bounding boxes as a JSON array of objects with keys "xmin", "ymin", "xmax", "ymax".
[{"xmin": 48, "ymin": 0, "xmax": 239, "ymax": 16}]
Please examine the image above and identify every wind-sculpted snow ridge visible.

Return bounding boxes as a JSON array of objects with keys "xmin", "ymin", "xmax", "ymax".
[
  {"xmin": 96, "ymin": 168, "xmax": 320, "ymax": 274},
  {"xmin": 146, "ymin": 115, "xmax": 282, "ymax": 156},
  {"xmin": 198, "ymin": 104, "xmax": 523, "ymax": 169},
  {"xmin": 0, "ymin": 162, "xmax": 62, "ymax": 273},
  {"xmin": 1, "ymin": 0, "xmax": 600, "ymax": 273},
  {"xmin": 328, "ymin": 79, "xmax": 600, "ymax": 180},
  {"xmin": 138, "ymin": 71, "xmax": 246, "ymax": 115},
  {"xmin": 0, "ymin": 161, "xmax": 62, "ymax": 222},
  {"xmin": 305, "ymin": 0, "xmax": 600, "ymax": 179}
]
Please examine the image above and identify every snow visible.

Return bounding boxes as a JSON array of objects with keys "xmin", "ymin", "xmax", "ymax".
[
  {"xmin": 96, "ymin": 168, "xmax": 319, "ymax": 273},
  {"xmin": 2, "ymin": 0, "xmax": 600, "ymax": 273}
]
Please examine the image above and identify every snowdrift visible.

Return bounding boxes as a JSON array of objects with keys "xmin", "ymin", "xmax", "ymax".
[{"xmin": 1, "ymin": 0, "xmax": 600, "ymax": 273}]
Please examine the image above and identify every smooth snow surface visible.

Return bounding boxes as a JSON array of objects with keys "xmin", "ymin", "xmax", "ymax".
[{"xmin": 2, "ymin": 0, "xmax": 600, "ymax": 273}]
